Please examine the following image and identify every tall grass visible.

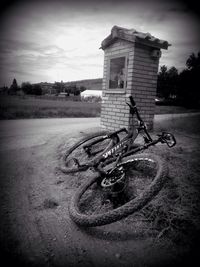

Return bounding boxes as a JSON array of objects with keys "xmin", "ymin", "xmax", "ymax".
[
  {"xmin": 135, "ymin": 115, "xmax": 200, "ymax": 247},
  {"xmin": 1, "ymin": 95, "xmax": 199, "ymax": 119},
  {"xmin": 0, "ymin": 95, "xmax": 101, "ymax": 119}
]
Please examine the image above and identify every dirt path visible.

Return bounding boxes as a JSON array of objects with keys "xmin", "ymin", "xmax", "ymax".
[{"xmin": 1, "ymin": 117, "xmax": 199, "ymax": 267}]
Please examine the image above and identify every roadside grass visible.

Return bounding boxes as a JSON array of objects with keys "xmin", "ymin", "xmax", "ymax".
[
  {"xmin": 133, "ymin": 115, "xmax": 200, "ymax": 247},
  {"xmin": 0, "ymin": 95, "xmax": 101, "ymax": 119},
  {"xmin": 1, "ymin": 95, "xmax": 199, "ymax": 119},
  {"xmin": 154, "ymin": 104, "xmax": 200, "ymax": 114}
]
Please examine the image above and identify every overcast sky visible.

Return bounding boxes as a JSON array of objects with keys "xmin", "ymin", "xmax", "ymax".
[{"xmin": 0, "ymin": 0, "xmax": 200, "ymax": 87}]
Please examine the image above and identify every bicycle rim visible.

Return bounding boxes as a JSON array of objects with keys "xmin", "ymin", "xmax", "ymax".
[
  {"xmin": 60, "ymin": 131, "xmax": 113, "ymax": 174},
  {"xmin": 69, "ymin": 153, "xmax": 168, "ymax": 227}
]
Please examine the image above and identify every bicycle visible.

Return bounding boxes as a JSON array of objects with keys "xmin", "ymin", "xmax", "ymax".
[{"xmin": 60, "ymin": 96, "xmax": 176, "ymax": 227}]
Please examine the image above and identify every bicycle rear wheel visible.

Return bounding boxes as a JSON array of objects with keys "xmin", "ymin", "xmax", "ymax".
[
  {"xmin": 69, "ymin": 153, "xmax": 168, "ymax": 227},
  {"xmin": 60, "ymin": 131, "xmax": 115, "ymax": 174}
]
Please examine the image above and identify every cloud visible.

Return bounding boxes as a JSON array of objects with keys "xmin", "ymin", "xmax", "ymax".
[{"xmin": 0, "ymin": 0, "xmax": 199, "ymax": 86}]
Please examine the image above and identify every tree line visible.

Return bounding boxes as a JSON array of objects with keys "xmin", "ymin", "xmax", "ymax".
[
  {"xmin": 1, "ymin": 81, "xmax": 86, "ymax": 96},
  {"xmin": 53, "ymin": 82, "xmax": 85, "ymax": 96},
  {"xmin": 1, "ymin": 51, "xmax": 199, "ymax": 107},
  {"xmin": 157, "ymin": 51, "xmax": 200, "ymax": 107}
]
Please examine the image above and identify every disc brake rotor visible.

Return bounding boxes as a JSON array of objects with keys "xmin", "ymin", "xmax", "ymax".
[{"xmin": 101, "ymin": 166, "xmax": 125, "ymax": 188}]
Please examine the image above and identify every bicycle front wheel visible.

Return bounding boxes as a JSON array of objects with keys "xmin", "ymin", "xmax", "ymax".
[
  {"xmin": 59, "ymin": 131, "xmax": 115, "ymax": 174},
  {"xmin": 69, "ymin": 153, "xmax": 168, "ymax": 227}
]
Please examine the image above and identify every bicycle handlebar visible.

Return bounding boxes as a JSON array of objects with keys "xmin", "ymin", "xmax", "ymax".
[{"xmin": 127, "ymin": 96, "xmax": 143, "ymax": 123}]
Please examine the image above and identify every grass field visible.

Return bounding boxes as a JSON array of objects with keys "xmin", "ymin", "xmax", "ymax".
[
  {"xmin": 0, "ymin": 95, "xmax": 101, "ymax": 119},
  {"xmin": 0, "ymin": 95, "xmax": 199, "ymax": 119},
  {"xmin": 150, "ymin": 115, "xmax": 200, "ymax": 243}
]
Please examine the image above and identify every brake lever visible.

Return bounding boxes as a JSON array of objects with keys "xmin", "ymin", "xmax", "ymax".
[
  {"xmin": 167, "ymin": 134, "xmax": 176, "ymax": 147},
  {"xmin": 126, "ymin": 102, "xmax": 136, "ymax": 114}
]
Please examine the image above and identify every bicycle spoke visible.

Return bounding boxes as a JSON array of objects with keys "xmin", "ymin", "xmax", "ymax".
[
  {"xmin": 63, "ymin": 134, "xmax": 112, "ymax": 171},
  {"xmin": 76, "ymin": 158, "xmax": 158, "ymax": 217}
]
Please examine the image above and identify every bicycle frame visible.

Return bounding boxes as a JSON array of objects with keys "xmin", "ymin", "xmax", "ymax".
[
  {"xmin": 95, "ymin": 125, "xmax": 161, "ymax": 172},
  {"xmin": 80, "ymin": 96, "xmax": 176, "ymax": 173}
]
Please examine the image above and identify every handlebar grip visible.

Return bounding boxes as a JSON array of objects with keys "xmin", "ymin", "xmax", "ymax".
[{"xmin": 129, "ymin": 96, "xmax": 136, "ymax": 106}]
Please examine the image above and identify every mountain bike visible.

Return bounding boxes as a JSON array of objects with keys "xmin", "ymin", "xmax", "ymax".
[{"xmin": 60, "ymin": 96, "xmax": 176, "ymax": 227}]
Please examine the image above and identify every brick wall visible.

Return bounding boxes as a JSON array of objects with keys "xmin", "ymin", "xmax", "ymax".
[
  {"xmin": 130, "ymin": 43, "xmax": 160, "ymax": 129},
  {"xmin": 101, "ymin": 40, "xmax": 160, "ymax": 131}
]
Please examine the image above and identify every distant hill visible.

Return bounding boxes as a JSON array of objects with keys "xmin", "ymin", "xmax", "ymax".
[{"xmin": 64, "ymin": 78, "xmax": 103, "ymax": 90}]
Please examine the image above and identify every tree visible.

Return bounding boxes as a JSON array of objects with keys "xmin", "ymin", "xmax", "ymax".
[
  {"xmin": 157, "ymin": 65, "xmax": 179, "ymax": 99},
  {"xmin": 0, "ymin": 86, "xmax": 8, "ymax": 94},
  {"xmin": 156, "ymin": 51, "xmax": 200, "ymax": 107},
  {"xmin": 21, "ymin": 82, "xmax": 33, "ymax": 94},
  {"xmin": 167, "ymin": 66, "xmax": 179, "ymax": 98},
  {"xmin": 32, "ymin": 84, "xmax": 42, "ymax": 95},
  {"xmin": 178, "ymin": 51, "xmax": 200, "ymax": 107},
  {"xmin": 53, "ymin": 82, "xmax": 65, "ymax": 94},
  {"xmin": 21, "ymin": 82, "xmax": 43, "ymax": 95},
  {"xmin": 80, "ymin": 86, "xmax": 86, "ymax": 92},
  {"xmin": 160, "ymin": 65, "xmax": 168, "ymax": 75},
  {"xmin": 9, "ymin": 78, "xmax": 19, "ymax": 94},
  {"xmin": 186, "ymin": 52, "xmax": 200, "ymax": 70}
]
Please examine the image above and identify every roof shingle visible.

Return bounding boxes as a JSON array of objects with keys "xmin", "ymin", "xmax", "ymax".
[{"xmin": 101, "ymin": 26, "xmax": 170, "ymax": 50}]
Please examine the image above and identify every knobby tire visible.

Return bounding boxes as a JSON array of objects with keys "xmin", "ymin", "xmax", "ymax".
[{"xmin": 69, "ymin": 153, "xmax": 168, "ymax": 227}]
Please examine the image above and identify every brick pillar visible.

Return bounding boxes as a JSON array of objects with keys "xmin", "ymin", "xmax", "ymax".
[
  {"xmin": 101, "ymin": 40, "xmax": 134, "ymax": 131},
  {"xmin": 100, "ymin": 26, "xmax": 168, "ymax": 132},
  {"xmin": 130, "ymin": 43, "xmax": 160, "ymax": 130}
]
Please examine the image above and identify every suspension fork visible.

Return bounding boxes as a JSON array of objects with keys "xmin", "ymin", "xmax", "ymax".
[
  {"xmin": 96, "ymin": 151, "xmax": 123, "ymax": 175},
  {"xmin": 95, "ymin": 152, "xmax": 124, "ymax": 187}
]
